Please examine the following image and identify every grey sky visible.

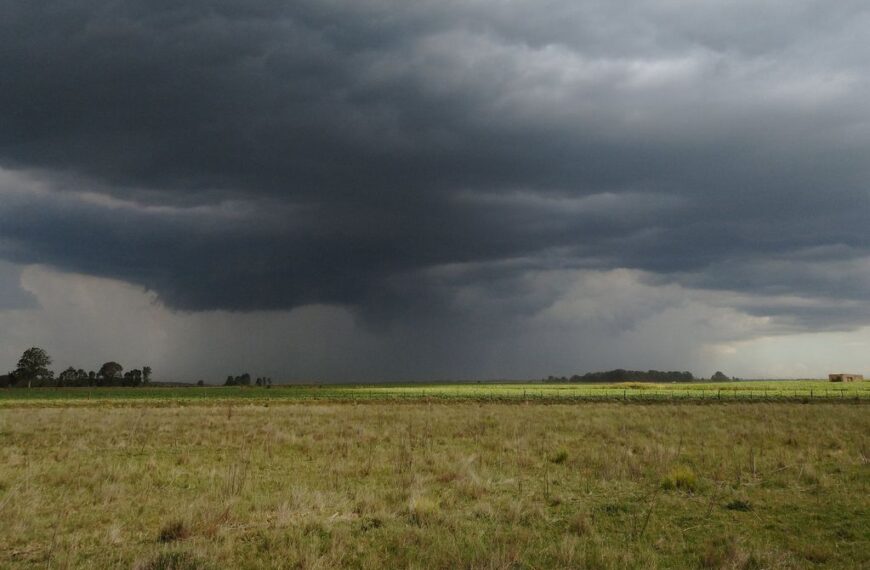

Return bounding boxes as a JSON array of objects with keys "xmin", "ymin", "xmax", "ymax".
[{"xmin": 1, "ymin": 1, "xmax": 868, "ymax": 380}]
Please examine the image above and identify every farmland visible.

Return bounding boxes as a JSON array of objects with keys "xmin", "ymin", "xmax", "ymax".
[
  {"xmin": 1, "ymin": 395, "xmax": 868, "ymax": 568},
  {"xmin": 0, "ymin": 380, "xmax": 868, "ymax": 407}
]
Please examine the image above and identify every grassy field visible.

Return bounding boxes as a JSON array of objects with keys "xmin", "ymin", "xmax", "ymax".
[
  {"xmin": 1, "ymin": 401, "xmax": 868, "ymax": 569},
  {"xmin": 0, "ymin": 380, "xmax": 868, "ymax": 407}
]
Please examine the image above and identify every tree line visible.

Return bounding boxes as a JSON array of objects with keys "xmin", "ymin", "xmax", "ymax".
[
  {"xmin": 546, "ymin": 369, "xmax": 696, "ymax": 383},
  {"xmin": 1, "ymin": 347, "xmax": 152, "ymax": 388},
  {"xmin": 545, "ymin": 369, "xmax": 735, "ymax": 383},
  {"xmin": 225, "ymin": 373, "xmax": 273, "ymax": 387},
  {"xmin": 1, "ymin": 347, "xmax": 278, "ymax": 388}
]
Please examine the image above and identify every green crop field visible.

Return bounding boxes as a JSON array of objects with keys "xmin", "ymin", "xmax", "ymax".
[
  {"xmin": 0, "ymin": 380, "xmax": 868, "ymax": 407},
  {"xmin": 1, "ymin": 400, "xmax": 867, "ymax": 569}
]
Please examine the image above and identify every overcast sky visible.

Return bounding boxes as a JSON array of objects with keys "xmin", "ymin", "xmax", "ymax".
[{"xmin": 1, "ymin": 1, "xmax": 868, "ymax": 381}]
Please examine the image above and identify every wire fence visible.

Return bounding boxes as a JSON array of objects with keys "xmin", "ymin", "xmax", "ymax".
[
  {"xmin": 1, "ymin": 385, "xmax": 867, "ymax": 406},
  {"xmin": 338, "ymin": 387, "xmax": 867, "ymax": 403}
]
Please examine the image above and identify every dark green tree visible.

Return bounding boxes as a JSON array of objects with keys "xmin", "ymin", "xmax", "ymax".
[
  {"xmin": 58, "ymin": 366, "xmax": 78, "ymax": 386},
  {"xmin": 98, "ymin": 361, "xmax": 123, "ymax": 385},
  {"xmin": 123, "ymin": 369, "xmax": 143, "ymax": 386},
  {"xmin": 15, "ymin": 347, "xmax": 53, "ymax": 388}
]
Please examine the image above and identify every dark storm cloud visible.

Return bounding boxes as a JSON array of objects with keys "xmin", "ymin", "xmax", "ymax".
[{"xmin": 1, "ymin": 1, "xmax": 869, "ymax": 330}]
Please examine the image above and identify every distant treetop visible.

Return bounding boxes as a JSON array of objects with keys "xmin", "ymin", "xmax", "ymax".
[{"xmin": 547, "ymin": 369, "xmax": 695, "ymax": 383}]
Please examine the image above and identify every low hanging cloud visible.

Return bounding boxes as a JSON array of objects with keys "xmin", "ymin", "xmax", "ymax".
[
  {"xmin": 0, "ymin": 1, "xmax": 869, "ymax": 377},
  {"xmin": 3, "ymin": 263, "xmax": 867, "ymax": 381}
]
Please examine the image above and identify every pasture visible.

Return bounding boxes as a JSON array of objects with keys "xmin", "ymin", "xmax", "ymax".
[
  {"xmin": 1, "ymin": 398, "xmax": 868, "ymax": 568},
  {"xmin": 0, "ymin": 380, "xmax": 868, "ymax": 407}
]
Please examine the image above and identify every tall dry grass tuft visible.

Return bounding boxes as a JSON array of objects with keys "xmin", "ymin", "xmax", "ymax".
[{"xmin": 220, "ymin": 455, "xmax": 250, "ymax": 500}]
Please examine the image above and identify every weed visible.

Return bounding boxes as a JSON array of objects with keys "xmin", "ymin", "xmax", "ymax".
[{"xmin": 661, "ymin": 466, "xmax": 698, "ymax": 492}]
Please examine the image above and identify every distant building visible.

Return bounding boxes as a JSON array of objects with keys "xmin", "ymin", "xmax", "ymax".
[{"xmin": 828, "ymin": 373, "xmax": 863, "ymax": 382}]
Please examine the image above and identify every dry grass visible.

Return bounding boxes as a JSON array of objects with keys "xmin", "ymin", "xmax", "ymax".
[{"xmin": 0, "ymin": 402, "xmax": 867, "ymax": 568}]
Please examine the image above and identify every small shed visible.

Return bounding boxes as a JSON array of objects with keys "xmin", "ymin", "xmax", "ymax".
[{"xmin": 828, "ymin": 373, "xmax": 864, "ymax": 382}]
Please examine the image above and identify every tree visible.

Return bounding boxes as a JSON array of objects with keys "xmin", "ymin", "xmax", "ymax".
[
  {"xmin": 226, "ymin": 373, "xmax": 251, "ymax": 386},
  {"xmin": 98, "ymin": 361, "xmax": 123, "ymax": 385},
  {"xmin": 142, "ymin": 366, "xmax": 152, "ymax": 384},
  {"xmin": 58, "ymin": 366, "xmax": 78, "ymax": 386},
  {"xmin": 711, "ymin": 371, "xmax": 731, "ymax": 382},
  {"xmin": 123, "ymin": 369, "xmax": 143, "ymax": 386},
  {"xmin": 15, "ymin": 347, "xmax": 53, "ymax": 389}
]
